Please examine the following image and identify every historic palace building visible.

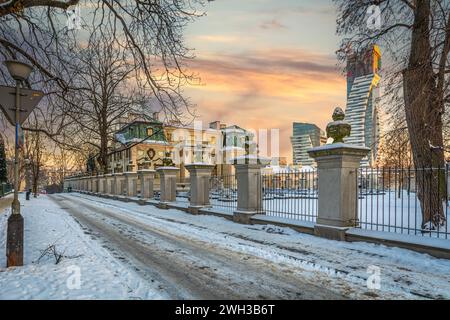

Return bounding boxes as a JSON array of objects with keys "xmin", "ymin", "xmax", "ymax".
[{"xmin": 105, "ymin": 113, "xmax": 254, "ymax": 180}]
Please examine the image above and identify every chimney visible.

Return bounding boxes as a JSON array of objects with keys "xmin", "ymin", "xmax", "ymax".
[{"xmin": 209, "ymin": 121, "xmax": 220, "ymax": 130}]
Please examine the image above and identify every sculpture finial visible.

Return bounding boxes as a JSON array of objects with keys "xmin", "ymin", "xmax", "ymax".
[{"xmin": 326, "ymin": 107, "xmax": 351, "ymax": 143}]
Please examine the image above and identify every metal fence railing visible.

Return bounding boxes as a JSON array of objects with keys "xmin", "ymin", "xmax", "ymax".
[
  {"xmin": 261, "ymin": 171, "xmax": 318, "ymax": 222},
  {"xmin": 357, "ymin": 167, "xmax": 450, "ymax": 239},
  {"xmin": 0, "ymin": 182, "xmax": 12, "ymax": 197},
  {"xmin": 209, "ymin": 175, "xmax": 238, "ymax": 213}
]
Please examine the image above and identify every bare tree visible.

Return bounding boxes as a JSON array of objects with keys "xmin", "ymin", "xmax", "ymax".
[
  {"xmin": 23, "ymin": 115, "xmax": 48, "ymax": 197},
  {"xmin": 0, "ymin": 0, "xmax": 202, "ymax": 143},
  {"xmin": 63, "ymin": 29, "xmax": 149, "ymax": 172},
  {"xmin": 335, "ymin": 0, "xmax": 450, "ymax": 230}
]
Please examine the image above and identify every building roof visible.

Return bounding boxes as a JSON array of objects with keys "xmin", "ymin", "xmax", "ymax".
[{"xmin": 116, "ymin": 119, "xmax": 162, "ymax": 134}]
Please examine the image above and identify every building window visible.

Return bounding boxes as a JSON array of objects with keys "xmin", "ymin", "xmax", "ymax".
[{"xmin": 147, "ymin": 127, "xmax": 153, "ymax": 137}]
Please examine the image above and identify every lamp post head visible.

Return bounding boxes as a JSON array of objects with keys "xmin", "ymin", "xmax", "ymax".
[{"xmin": 3, "ymin": 60, "xmax": 33, "ymax": 82}]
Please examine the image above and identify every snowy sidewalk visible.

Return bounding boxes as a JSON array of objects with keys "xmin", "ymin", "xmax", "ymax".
[{"xmin": 0, "ymin": 194, "xmax": 165, "ymax": 299}]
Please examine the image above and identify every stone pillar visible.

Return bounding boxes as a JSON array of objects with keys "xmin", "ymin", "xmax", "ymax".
[
  {"xmin": 81, "ymin": 177, "xmax": 86, "ymax": 192},
  {"xmin": 185, "ymin": 164, "xmax": 215, "ymax": 214},
  {"xmin": 308, "ymin": 144, "xmax": 369, "ymax": 240},
  {"xmin": 88, "ymin": 176, "xmax": 93, "ymax": 193},
  {"xmin": 114, "ymin": 173, "xmax": 125, "ymax": 197},
  {"xmin": 307, "ymin": 107, "xmax": 370, "ymax": 240},
  {"xmin": 124, "ymin": 171, "xmax": 138, "ymax": 198},
  {"xmin": 105, "ymin": 174, "xmax": 114, "ymax": 195},
  {"xmin": 104, "ymin": 176, "xmax": 109, "ymax": 195},
  {"xmin": 92, "ymin": 176, "xmax": 98, "ymax": 193},
  {"xmin": 232, "ymin": 156, "xmax": 270, "ymax": 223},
  {"xmin": 98, "ymin": 175, "xmax": 104, "ymax": 194},
  {"xmin": 138, "ymin": 169, "xmax": 155, "ymax": 202},
  {"xmin": 156, "ymin": 167, "xmax": 179, "ymax": 208}
]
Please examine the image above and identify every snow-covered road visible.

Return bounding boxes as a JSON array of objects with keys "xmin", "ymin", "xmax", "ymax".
[
  {"xmin": 53, "ymin": 193, "xmax": 450, "ymax": 299},
  {"xmin": 52, "ymin": 194, "xmax": 344, "ymax": 299},
  {"xmin": 2, "ymin": 193, "xmax": 450, "ymax": 299}
]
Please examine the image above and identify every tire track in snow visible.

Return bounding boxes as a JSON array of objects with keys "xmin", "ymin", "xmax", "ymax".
[{"xmin": 52, "ymin": 194, "xmax": 348, "ymax": 299}]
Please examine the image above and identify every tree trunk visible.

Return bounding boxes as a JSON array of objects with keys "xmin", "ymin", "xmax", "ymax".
[{"xmin": 403, "ymin": 0, "xmax": 446, "ymax": 230}]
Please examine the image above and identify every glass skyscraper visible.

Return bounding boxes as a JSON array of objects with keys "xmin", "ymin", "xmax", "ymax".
[
  {"xmin": 291, "ymin": 123, "xmax": 326, "ymax": 167},
  {"xmin": 344, "ymin": 45, "xmax": 381, "ymax": 167}
]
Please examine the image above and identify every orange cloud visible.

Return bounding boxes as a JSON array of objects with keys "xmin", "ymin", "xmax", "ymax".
[{"xmin": 185, "ymin": 48, "xmax": 347, "ymax": 162}]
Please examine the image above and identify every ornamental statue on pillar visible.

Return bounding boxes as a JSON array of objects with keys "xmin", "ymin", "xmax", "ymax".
[
  {"xmin": 307, "ymin": 107, "xmax": 370, "ymax": 241},
  {"xmin": 326, "ymin": 107, "xmax": 351, "ymax": 143}
]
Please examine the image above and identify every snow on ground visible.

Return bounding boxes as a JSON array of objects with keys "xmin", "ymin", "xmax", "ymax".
[
  {"xmin": 358, "ymin": 190, "xmax": 449, "ymax": 238},
  {"xmin": 65, "ymin": 193, "xmax": 450, "ymax": 299},
  {"xmin": 1, "ymin": 192, "xmax": 450, "ymax": 299},
  {"xmin": 0, "ymin": 193, "xmax": 166, "ymax": 300},
  {"xmin": 209, "ymin": 189, "xmax": 450, "ymax": 238}
]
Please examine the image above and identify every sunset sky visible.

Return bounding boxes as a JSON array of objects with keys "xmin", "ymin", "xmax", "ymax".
[{"xmin": 184, "ymin": 0, "xmax": 347, "ymax": 162}]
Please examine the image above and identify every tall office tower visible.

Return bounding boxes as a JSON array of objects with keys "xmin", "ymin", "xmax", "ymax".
[
  {"xmin": 344, "ymin": 45, "xmax": 381, "ymax": 167},
  {"xmin": 291, "ymin": 123, "xmax": 326, "ymax": 167}
]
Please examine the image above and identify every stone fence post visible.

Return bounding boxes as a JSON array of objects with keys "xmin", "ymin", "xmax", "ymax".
[
  {"xmin": 124, "ymin": 172, "xmax": 138, "ymax": 198},
  {"xmin": 232, "ymin": 156, "xmax": 270, "ymax": 223},
  {"xmin": 105, "ymin": 174, "xmax": 114, "ymax": 195},
  {"xmin": 114, "ymin": 173, "xmax": 125, "ymax": 197},
  {"xmin": 88, "ymin": 176, "xmax": 93, "ymax": 193},
  {"xmin": 156, "ymin": 167, "xmax": 179, "ymax": 208},
  {"xmin": 91, "ymin": 176, "xmax": 98, "ymax": 194},
  {"xmin": 138, "ymin": 169, "xmax": 155, "ymax": 203},
  {"xmin": 81, "ymin": 177, "xmax": 87, "ymax": 192},
  {"xmin": 98, "ymin": 174, "xmax": 104, "ymax": 194},
  {"xmin": 185, "ymin": 164, "xmax": 215, "ymax": 214},
  {"xmin": 308, "ymin": 107, "xmax": 370, "ymax": 240}
]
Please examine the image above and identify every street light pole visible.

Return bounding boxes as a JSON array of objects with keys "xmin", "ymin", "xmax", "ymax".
[
  {"xmin": 6, "ymin": 78, "xmax": 24, "ymax": 267},
  {"xmin": 3, "ymin": 60, "xmax": 34, "ymax": 267},
  {"xmin": 12, "ymin": 80, "xmax": 20, "ymax": 214}
]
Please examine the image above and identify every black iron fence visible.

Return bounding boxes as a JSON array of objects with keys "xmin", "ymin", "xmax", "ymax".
[
  {"xmin": 261, "ymin": 171, "xmax": 318, "ymax": 221},
  {"xmin": 356, "ymin": 167, "xmax": 450, "ymax": 239},
  {"xmin": 0, "ymin": 182, "xmax": 12, "ymax": 197},
  {"xmin": 209, "ymin": 175, "xmax": 238, "ymax": 213}
]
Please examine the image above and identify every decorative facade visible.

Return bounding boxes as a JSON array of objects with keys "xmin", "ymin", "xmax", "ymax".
[{"xmin": 106, "ymin": 115, "xmax": 254, "ymax": 180}]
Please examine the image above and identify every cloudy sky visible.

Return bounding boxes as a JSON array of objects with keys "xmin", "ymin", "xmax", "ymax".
[{"xmin": 184, "ymin": 0, "xmax": 346, "ymax": 162}]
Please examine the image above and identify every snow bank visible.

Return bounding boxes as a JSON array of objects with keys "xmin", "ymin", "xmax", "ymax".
[{"xmin": 0, "ymin": 194, "xmax": 165, "ymax": 300}]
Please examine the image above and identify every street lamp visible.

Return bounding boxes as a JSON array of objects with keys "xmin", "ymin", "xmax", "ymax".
[{"xmin": 3, "ymin": 60, "xmax": 33, "ymax": 267}]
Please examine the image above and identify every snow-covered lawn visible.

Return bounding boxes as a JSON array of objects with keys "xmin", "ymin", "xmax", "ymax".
[
  {"xmin": 208, "ymin": 189, "xmax": 450, "ymax": 238},
  {"xmin": 358, "ymin": 190, "xmax": 449, "ymax": 238},
  {"xmin": 0, "ymin": 194, "xmax": 165, "ymax": 299}
]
